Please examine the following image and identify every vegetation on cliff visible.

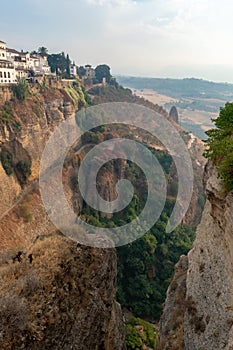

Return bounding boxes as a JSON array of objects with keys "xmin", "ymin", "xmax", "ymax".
[
  {"xmin": 77, "ymin": 81, "xmax": 203, "ymax": 321},
  {"xmin": 204, "ymin": 102, "xmax": 233, "ymax": 191},
  {"xmin": 79, "ymin": 144, "xmax": 195, "ymax": 320},
  {"xmin": 125, "ymin": 316, "xmax": 157, "ymax": 349}
]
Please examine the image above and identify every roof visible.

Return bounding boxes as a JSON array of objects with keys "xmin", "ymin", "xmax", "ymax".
[
  {"xmin": 0, "ymin": 40, "xmax": 6, "ymax": 44},
  {"xmin": 7, "ymin": 48, "xmax": 29, "ymax": 56},
  {"xmin": 7, "ymin": 48, "xmax": 20, "ymax": 54}
]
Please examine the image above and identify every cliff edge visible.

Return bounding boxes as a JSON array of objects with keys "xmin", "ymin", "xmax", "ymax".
[{"xmin": 158, "ymin": 162, "xmax": 233, "ymax": 350}]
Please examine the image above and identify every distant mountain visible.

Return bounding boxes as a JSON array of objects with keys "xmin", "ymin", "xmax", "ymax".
[
  {"xmin": 116, "ymin": 76, "xmax": 233, "ymax": 101},
  {"xmin": 116, "ymin": 76, "xmax": 233, "ymax": 140}
]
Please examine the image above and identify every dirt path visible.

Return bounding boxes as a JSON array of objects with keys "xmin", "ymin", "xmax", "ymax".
[{"xmin": 0, "ymin": 180, "xmax": 38, "ymax": 221}]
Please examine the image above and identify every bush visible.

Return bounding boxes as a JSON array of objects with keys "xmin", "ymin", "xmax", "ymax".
[
  {"xmin": 126, "ymin": 316, "xmax": 157, "ymax": 349},
  {"xmin": 13, "ymin": 77, "xmax": 30, "ymax": 102},
  {"xmin": 0, "ymin": 149, "xmax": 13, "ymax": 175},
  {"xmin": 16, "ymin": 160, "xmax": 31, "ymax": 183},
  {"xmin": 0, "ymin": 295, "xmax": 28, "ymax": 334}
]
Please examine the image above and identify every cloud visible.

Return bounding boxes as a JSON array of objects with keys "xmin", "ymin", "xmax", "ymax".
[
  {"xmin": 86, "ymin": 0, "xmax": 136, "ymax": 6},
  {"xmin": 2, "ymin": 0, "xmax": 233, "ymax": 81}
]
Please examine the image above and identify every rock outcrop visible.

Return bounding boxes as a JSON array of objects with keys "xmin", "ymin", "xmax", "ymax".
[
  {"xmin": 157, "ymin": 255, "xmax": 188, "ymax": 350},
  {"xmin": 0, "ymin": 234, "xmax": 125, "ymax": 350},
  {"xmin": 158, "ymin": 162, "xmax": 233, "ymax": 349},
  {"xmin": 169, "ymin": 106, "xmax": 179, "ymax": 124}
]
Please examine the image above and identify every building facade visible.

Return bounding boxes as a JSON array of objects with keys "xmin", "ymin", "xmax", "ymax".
[
  {"xmin": 0, "ymin": 41, "xmax": 17, "ymax": 84},
  {"xmin": 70, "ymin": 62, "xmax": 77, "ymax": 78},
  {"xmin": 0, "ymin": 40, "xmax": 52, "ymax": 84}
]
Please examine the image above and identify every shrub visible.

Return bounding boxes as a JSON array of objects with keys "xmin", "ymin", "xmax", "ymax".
[
  {"xmin": 19, "ymin": 204, "xmax": 33, "ymax": 222},
  {"xmin": 13, "ymin": 77, "xmax": 30, "ymax": 101},
  {"xmin": 126, "ymin": 316, "xmax": 157, "ymax": 349},
  {"xmin": 16, "ymin": 160, "xmax": 31, "ymax": 183},
  {"xmin": 0, "ymin": 149, "xmax": 13, "ymax": 175},
  {"xmin": 0, "ymin": 295, "xmax": 28, "ymax": 334},
  {"xmin": 20, "ymin": 272, "xmax": 41, "ymax": 296}
]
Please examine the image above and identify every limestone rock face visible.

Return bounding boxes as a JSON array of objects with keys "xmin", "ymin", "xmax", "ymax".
[
  {"xmin": 184, "ymin": 163, "xmax": 233, "ymax": 350},
  {"xmin": 0, "ymin": 86, "xmax": 126, "ymax": 350},
  {"xmin": 157, "ymin": 255, "xmax": 188, "ymax": 350},
  {"xmin": 158, "ymin": 162, "xmax": 233, "ymax": 350},
  {"xmin": 0, "ymin": 235, "xmax": 125, "ymax": 350}
]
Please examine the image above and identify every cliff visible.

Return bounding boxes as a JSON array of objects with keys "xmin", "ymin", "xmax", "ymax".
[
  {"xmin": 0, "ymin": 82, "xmax": 125, "ymax": 350},
  {"xmin": 158, "ymin": 162, "xmax": 233, "ymax": 349},
  {"xmin": 0, "ymin": 234, "xmax": 125, "ymax": 350},
  {"xmin": 0, "ymin": 80, "xmax": 206, "ymax": 349}
]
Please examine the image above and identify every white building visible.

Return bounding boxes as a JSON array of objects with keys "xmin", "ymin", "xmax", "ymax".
[
  {"xmin": 70, "ymin": 62, "xmax": 77, "ymax": 78},
  {"xmin": 0, "ymin": 40, "xmax": 52, "ymax": 84},
  {"xmin": 0, "ymin": 41, "xmax": 17, "ymax": 84},
  {"xmin": 29, "ymin": 55, "xmax": 51, "ymax": 76}
]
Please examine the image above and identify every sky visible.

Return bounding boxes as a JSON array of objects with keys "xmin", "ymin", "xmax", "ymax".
[{"xmin": 2, "ymin": 0, "xmax": 233, "ymax": 82}]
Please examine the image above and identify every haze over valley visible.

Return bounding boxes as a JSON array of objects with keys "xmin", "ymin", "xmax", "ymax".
[{"xmin": 117, "ymin": 76, "xmax": 233, "ymax": 139}]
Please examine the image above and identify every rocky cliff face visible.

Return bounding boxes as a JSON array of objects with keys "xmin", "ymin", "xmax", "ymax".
[
  {"xmin": 0, "ymin": 234, "xmax": 125, "ymax": 350},
  {"xmin": 0, "ymin": 82, "xmax": 206, "ymax": 350},
  {"xmin": 0, "ymin": 84, "xmax": 125, "ymax": 350},
  {"xmin": 158, "ymin": 162, "xmax": 233, "ymax": 350}
]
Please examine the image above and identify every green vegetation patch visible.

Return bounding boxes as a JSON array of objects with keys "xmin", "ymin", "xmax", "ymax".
[
  {"xmin": 204, "ymin": 102, "xmax": 233, "ymax": 191},
  {"xmin": 79, "ymin": 150, "xmax": 195, "ymax": 320},
  {"xmin": 0, "ymin": 149, "xmax": 13, "ymax": 175},
  {"xmin": 0, "ymin": 103, "xmax": 21, "ymax": 129},
  {"xmin": 12, "ymin": 78, "xmax": 30, "ymax": 102},
  {"xmin": 126, "ymin": 316, "xmax": 157, "ymax": 350}
]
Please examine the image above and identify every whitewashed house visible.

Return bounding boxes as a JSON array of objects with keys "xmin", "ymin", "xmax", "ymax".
[
  {"xmin": 29, "ymin": 55, "xmax": 51, "ymax": 76},
  {"xmin": 70, "ymin": 62, "xmax": 77, "ymax": 78},
  {"xmin": 0, "ymin": 40, "xmax": 52, "ymax": 84},
  {"xmin": 0, "ymin": 41, "xmax": 17, "ymax": 84}
]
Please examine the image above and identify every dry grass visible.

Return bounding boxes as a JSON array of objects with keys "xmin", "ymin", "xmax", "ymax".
[{"xmin": 0, "ymin": 233, "xmax": 78, "ymax": 349}]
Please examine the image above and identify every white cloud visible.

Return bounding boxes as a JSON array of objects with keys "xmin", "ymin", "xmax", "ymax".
[
  {"xmin": 4, "ymin": 0, "xmax": 233, "ymax": 81},
  {"xmin": 86, "ymin": 0, "xmax": 136, "ymax": 6}
]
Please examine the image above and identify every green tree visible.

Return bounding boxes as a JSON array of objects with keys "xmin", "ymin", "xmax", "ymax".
[
  {"xmin": 95, "ymin": 64, "xmax": 112, "ymax": 83},
  {"xmin": 66, "ymin": 54, "xmax": 71, "ymax": 78},
  {"xmin": 0, "ymin": 149, "xmax": 13, "ymax": 175},
  {"xmin": 48, "ymin": 52, "xmax": 67, "ymax": 75},
  {"xmin": 78, "ymin": 66, "xmax": 86, "ymax": 77},
  {"xmin": 204, "ymin": 102, "xmax": 233, "ymax": 191},
  {"xmin": 38, "ymin": 47, "xmax": 48, "ymax": 57}
]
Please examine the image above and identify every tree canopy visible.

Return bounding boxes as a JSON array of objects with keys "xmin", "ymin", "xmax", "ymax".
[
  {"xmin": 204, "ymin": 102, "xmax": 233, "ymax": 191},
  {"xmin": 95, "ymin": 64, "xmax": 112, "ymax": 83},
  {"xmin": 47, "ymin": 52, "xmax": 70, "ymax": 77},
  {"xmin": 38, "ymin": 47, "xmax": 48, "ymax": 57}
]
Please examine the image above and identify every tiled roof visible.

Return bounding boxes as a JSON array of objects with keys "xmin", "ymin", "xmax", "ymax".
[
  {"xmin": 7, "ymin": 48, "xmax": 29, "ymax": 56},
  {"xmin": 0, "ymin": 40, "xmax": 6, "ymax": 44},
  {"xmin": 7, "ymin": 48, "xmax": 20, "ymax": 54}
]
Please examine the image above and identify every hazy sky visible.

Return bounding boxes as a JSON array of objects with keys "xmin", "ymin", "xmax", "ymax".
[{"xmin": 2, "ymin": 0, "xmax": 233, "ymax": 82}]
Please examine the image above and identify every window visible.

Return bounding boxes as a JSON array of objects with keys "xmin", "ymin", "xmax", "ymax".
[
  {"xmin": 0, "ymin": 72, "xmax": 2, "ymax": 78},
  {"xmin": 4, "ymin": 72, "xmax": 6, "ymax": 78},
  {"xmin": 8, "ymin": 72, "xmax": 10, "ymax": 78}
]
